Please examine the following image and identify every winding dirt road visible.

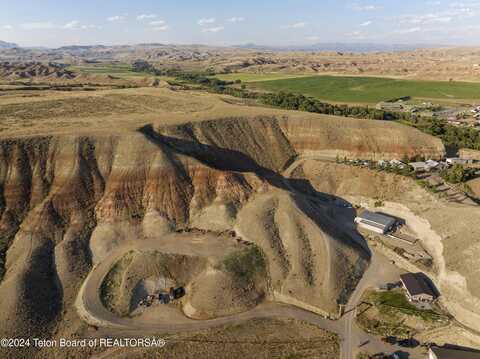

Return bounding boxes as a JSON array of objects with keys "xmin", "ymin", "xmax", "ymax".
[
  {"xmin": 75, "ymin": 156, "xmax": 425, "ymax": 358},
  {"xmin": 76, "ymin": 236, "xmax": 421, "ymax": 357}
]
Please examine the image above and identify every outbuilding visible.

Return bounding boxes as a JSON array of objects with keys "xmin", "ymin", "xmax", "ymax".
[
  {"xmin": 354, "ymin": 211, "xmax": 397, "ymax": 234},
  {"xmin": 447, "ymin": 158, "xmax": 474, "ymax": 165},
  {"xmin": 409, "ymin": 162, "xmax": 430, "ymax": 172},
  {"xmin": 409, "ymin": 160, "xmax": 439, "ymax": 172}
]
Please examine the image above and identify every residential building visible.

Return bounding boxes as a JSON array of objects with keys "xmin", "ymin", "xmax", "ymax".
[
  {"xmin": 429, "ymin": 346, "xmax": 480, "ymax": 359},
  {"xmin": 400, "ymin": 272, "xmax": 437, "ymax": 303}
]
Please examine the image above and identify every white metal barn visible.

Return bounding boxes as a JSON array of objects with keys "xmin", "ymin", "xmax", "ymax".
[{"xmin": 354, "ymin": 210, "xmax": 397, "ymax": 234}]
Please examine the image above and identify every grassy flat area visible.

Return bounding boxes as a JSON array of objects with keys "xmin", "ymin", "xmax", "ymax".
[
  {"xmin": 70, "ymin": 63, "xmax": 135, "ymax": 74},
  {"xmin": 356, "ymin": 289, "xmax": 449, "ymax": 337},
  {"xmin": 70, "ymin": 63, "xmax": 170, "ymax": 79},
  {"xmin": 249, "ymin": 75, "xmax": 480, "ymax": 104},
  {"xmin": 214, "ymin": 73, "xmax": 310, "ymax": 83}
]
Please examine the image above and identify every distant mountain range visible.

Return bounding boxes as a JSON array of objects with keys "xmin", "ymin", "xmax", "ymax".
[
  {"xmin": 0, "ymin": 40, "xmax": 19, "ymax": 49},
  {"xmin": 235, "ymin": 42, "xmax": 444, "ymax": 53}
]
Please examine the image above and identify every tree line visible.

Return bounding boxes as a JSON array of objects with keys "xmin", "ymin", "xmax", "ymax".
[{"xmin": 132, "ymin": 60, "xmax": 480, "ymax": 151}]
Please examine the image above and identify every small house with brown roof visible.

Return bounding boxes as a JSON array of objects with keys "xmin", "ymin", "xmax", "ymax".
[{"xmin": 400, "ymin": 272, "xmax": 437, "ymax": 303}]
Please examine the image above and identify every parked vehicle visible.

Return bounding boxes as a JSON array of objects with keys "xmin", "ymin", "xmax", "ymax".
[
  {"xmin": 169, "ymin": 286, "xmax": 186, "ymax": 300},
  {"xmin": 398, "ymin": 338, "xmax": 419, "ymax": 348},
  {"xmin": 158, "ymin": 293, "xmax": 171, "ymax": 304}
]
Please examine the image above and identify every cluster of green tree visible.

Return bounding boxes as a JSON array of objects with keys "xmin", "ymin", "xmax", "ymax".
[
  {"xmin": 174, "ymin": 72, "xmax": 233, "ymax": 88},
  {"xmin": 258, "ymin": 91, "xmax": 413, "ymax": 121},
  {"xmin": 405, "ymin": 117, "xmax": 480, "ymax": 150},
  {"xmin": 251, "ymin": 92, "xmax": 480, "ymax": 151},
  {"xmin": 131, "ymin": 60, "xmax": 160, "ymax": 74},
  {"xmin": 132, "ymin": 61, "xmax": 224, "ymax": 83},
  {"xmin": 440, "ymin": 164, "xmax": 476, "ymax": 184},
  {"xmin": 166, "ymin": 71, "xmax": 480, "ymax": 151}
]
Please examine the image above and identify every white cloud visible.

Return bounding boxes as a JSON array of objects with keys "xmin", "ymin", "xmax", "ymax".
[
  {"xmin": 137, "ymin": 14, "xmax": 157, "ymax": 20},
  {"xmin": 149, "ymin": 20, "xmax": 165, "ymax": 26},
  {"xmin": 360, "ymin": 20, "xmax": 372, "ymax": 26},
  {"xmin": 107, "ymin": 15, "xmax": 125, "ymax": 22},
  {"xmin": 80, "ymin": 24, "xmax": 101, "ymax": 30},
  {"xmin": 1, "ymin": 25, "xmax": 13, "ymax": 30},
  {"xmin": 228, "ymin": 17, "xmax": 245, "ymax": 22},
  {"xmin": 400, "ymin": 13, "xmax": 452, "ymax": 24},
  {"xmin": 144, "ymin": 19, "xmax": 169, "ymax": 31},
  {"xmin": 152, "ymin": 25, "xmax": 169, "ymax": 31},
  {"xmin": 198, "ymin": 18, "xmax": 216, "ymax": 26},
  {"xmin": 397, "ymin": 4, "xmax": 478, "ymax": 27},
  {"xmin": 202, "ymin": 26, "xmax": 224, "ymax": 33},
  {"xmin": 63, "ymin": 21, "xmax": 100, "ymax": 30},
  {"xmin": 63, "ymin": 20, "xmax": 80, "ymax": 29},
  {"xmin": 306, "ymin": 36, "xmax": 320, "ymax": 41},
  {"xmin": 346, "ymin": 30, "xmax": 367, "ymax": 39},
  {"xmin": 351, "ymin": 4, "xmax": 378, "ymax": 11},
  {"xmin": 394, "ymin": 27, "xmax": 422, "ymax": 34},
  {"xmin": 21, "ymin": 22, "xmax": 55, "ymax": 30},
  {"xmin": 284, "ymin": 22, "xmax": 307, "ymax": 29}
]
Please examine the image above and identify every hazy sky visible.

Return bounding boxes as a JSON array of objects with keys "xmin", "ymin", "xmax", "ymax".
[{"xmin": 1, "ymin": 0, "xmax": 480, "ymax": 47}]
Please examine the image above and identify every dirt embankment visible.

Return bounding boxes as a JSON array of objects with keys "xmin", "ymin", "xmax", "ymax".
[
  {"xmin": 0, "ymin": 62, "xmax": 76, "ymax": 80},
  {"xmin": 296, "ymin": 160, "xmax": 480, "ymax": 334},
  {"xmin": 158, "ymin": 116, "xmax": 445, "ymax": 164},
  {"xmin": 459, "ymin": 148, "xmax": 480, "ymax": 161},
  {"xmin": 0, "ymin": 115, "xmax": 444, "ymax": 355}
]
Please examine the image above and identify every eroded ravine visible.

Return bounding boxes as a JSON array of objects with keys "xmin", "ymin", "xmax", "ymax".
[{"xmin": 0, "ymin": 116, "xmax": 444, "ymax": 348}]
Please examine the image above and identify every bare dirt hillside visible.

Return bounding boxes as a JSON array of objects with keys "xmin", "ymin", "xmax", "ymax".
[
  {"xmin": 0, "ymin": 61, "xmax": 76, "ymax": 80},
  {"xmin": 296, "ymin": 161, "xmax": 480, "ymax": 334},
  {"xmin": 0, "ymin": 88, "xmax": 446, "ymax": 358},
  {"xmin": 3, "ymin": 45, "xmax": 480, "ymax": 80}
]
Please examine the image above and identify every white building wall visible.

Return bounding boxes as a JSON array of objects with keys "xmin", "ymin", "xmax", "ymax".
[{"xmin": 357, "ymin": 222, "xmax": 385, "ymax": 234}]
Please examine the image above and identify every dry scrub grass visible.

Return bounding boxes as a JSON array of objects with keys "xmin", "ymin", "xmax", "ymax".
[{"xmin": 103, "ymin": 318, "xmax": 339, "ymax": 359}]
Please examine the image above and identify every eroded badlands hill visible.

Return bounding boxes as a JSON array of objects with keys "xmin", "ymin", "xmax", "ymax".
[{"xmin": 0, "ymin": 89, "xmax": 446, "ymax": 358}]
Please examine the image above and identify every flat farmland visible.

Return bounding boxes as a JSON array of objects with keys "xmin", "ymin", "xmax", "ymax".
[
  {"xmin": 248, "ymin": 75, "xmax": 480, "ymax": 103},
  {"xmin": 69, "ymin": 62, "xmax": 139, "ymax": 74},
  {"xmin": 214, "ymin": 73, "xmax": 310, "ymax": 82}
]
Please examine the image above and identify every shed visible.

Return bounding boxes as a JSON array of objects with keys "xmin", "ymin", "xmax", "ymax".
[
  {"xmin": 409, "ymin": 162, "xmax": 429, "ymax": 172},
  {"xmin": 447, "ymin": 158, "xmax": 474, "ymax": 165}
]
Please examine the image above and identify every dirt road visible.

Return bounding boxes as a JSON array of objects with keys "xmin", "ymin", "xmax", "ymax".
[
  {"xmin": 75, "ymin": 156, "xmax": 425, "ymax": 358},
  {"xmin": 76, "ymin": 236, "xmax": 424, "ymax": 357}
]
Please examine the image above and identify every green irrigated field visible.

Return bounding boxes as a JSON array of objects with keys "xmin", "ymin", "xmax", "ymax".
[
  {"xmin": 70, "ymin": 63, "xmax": 136, "ymax": 75},
  {"xmin": 69, "ymin": 63, "xmax": 163, "ymax": 79},
  {"xmin": 249, "ymin": 75, "xmax": 480, "ymax": 103},
  {"xmin": 214, "ymin": 73, "xmax": 310, "ymax": 83}
]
